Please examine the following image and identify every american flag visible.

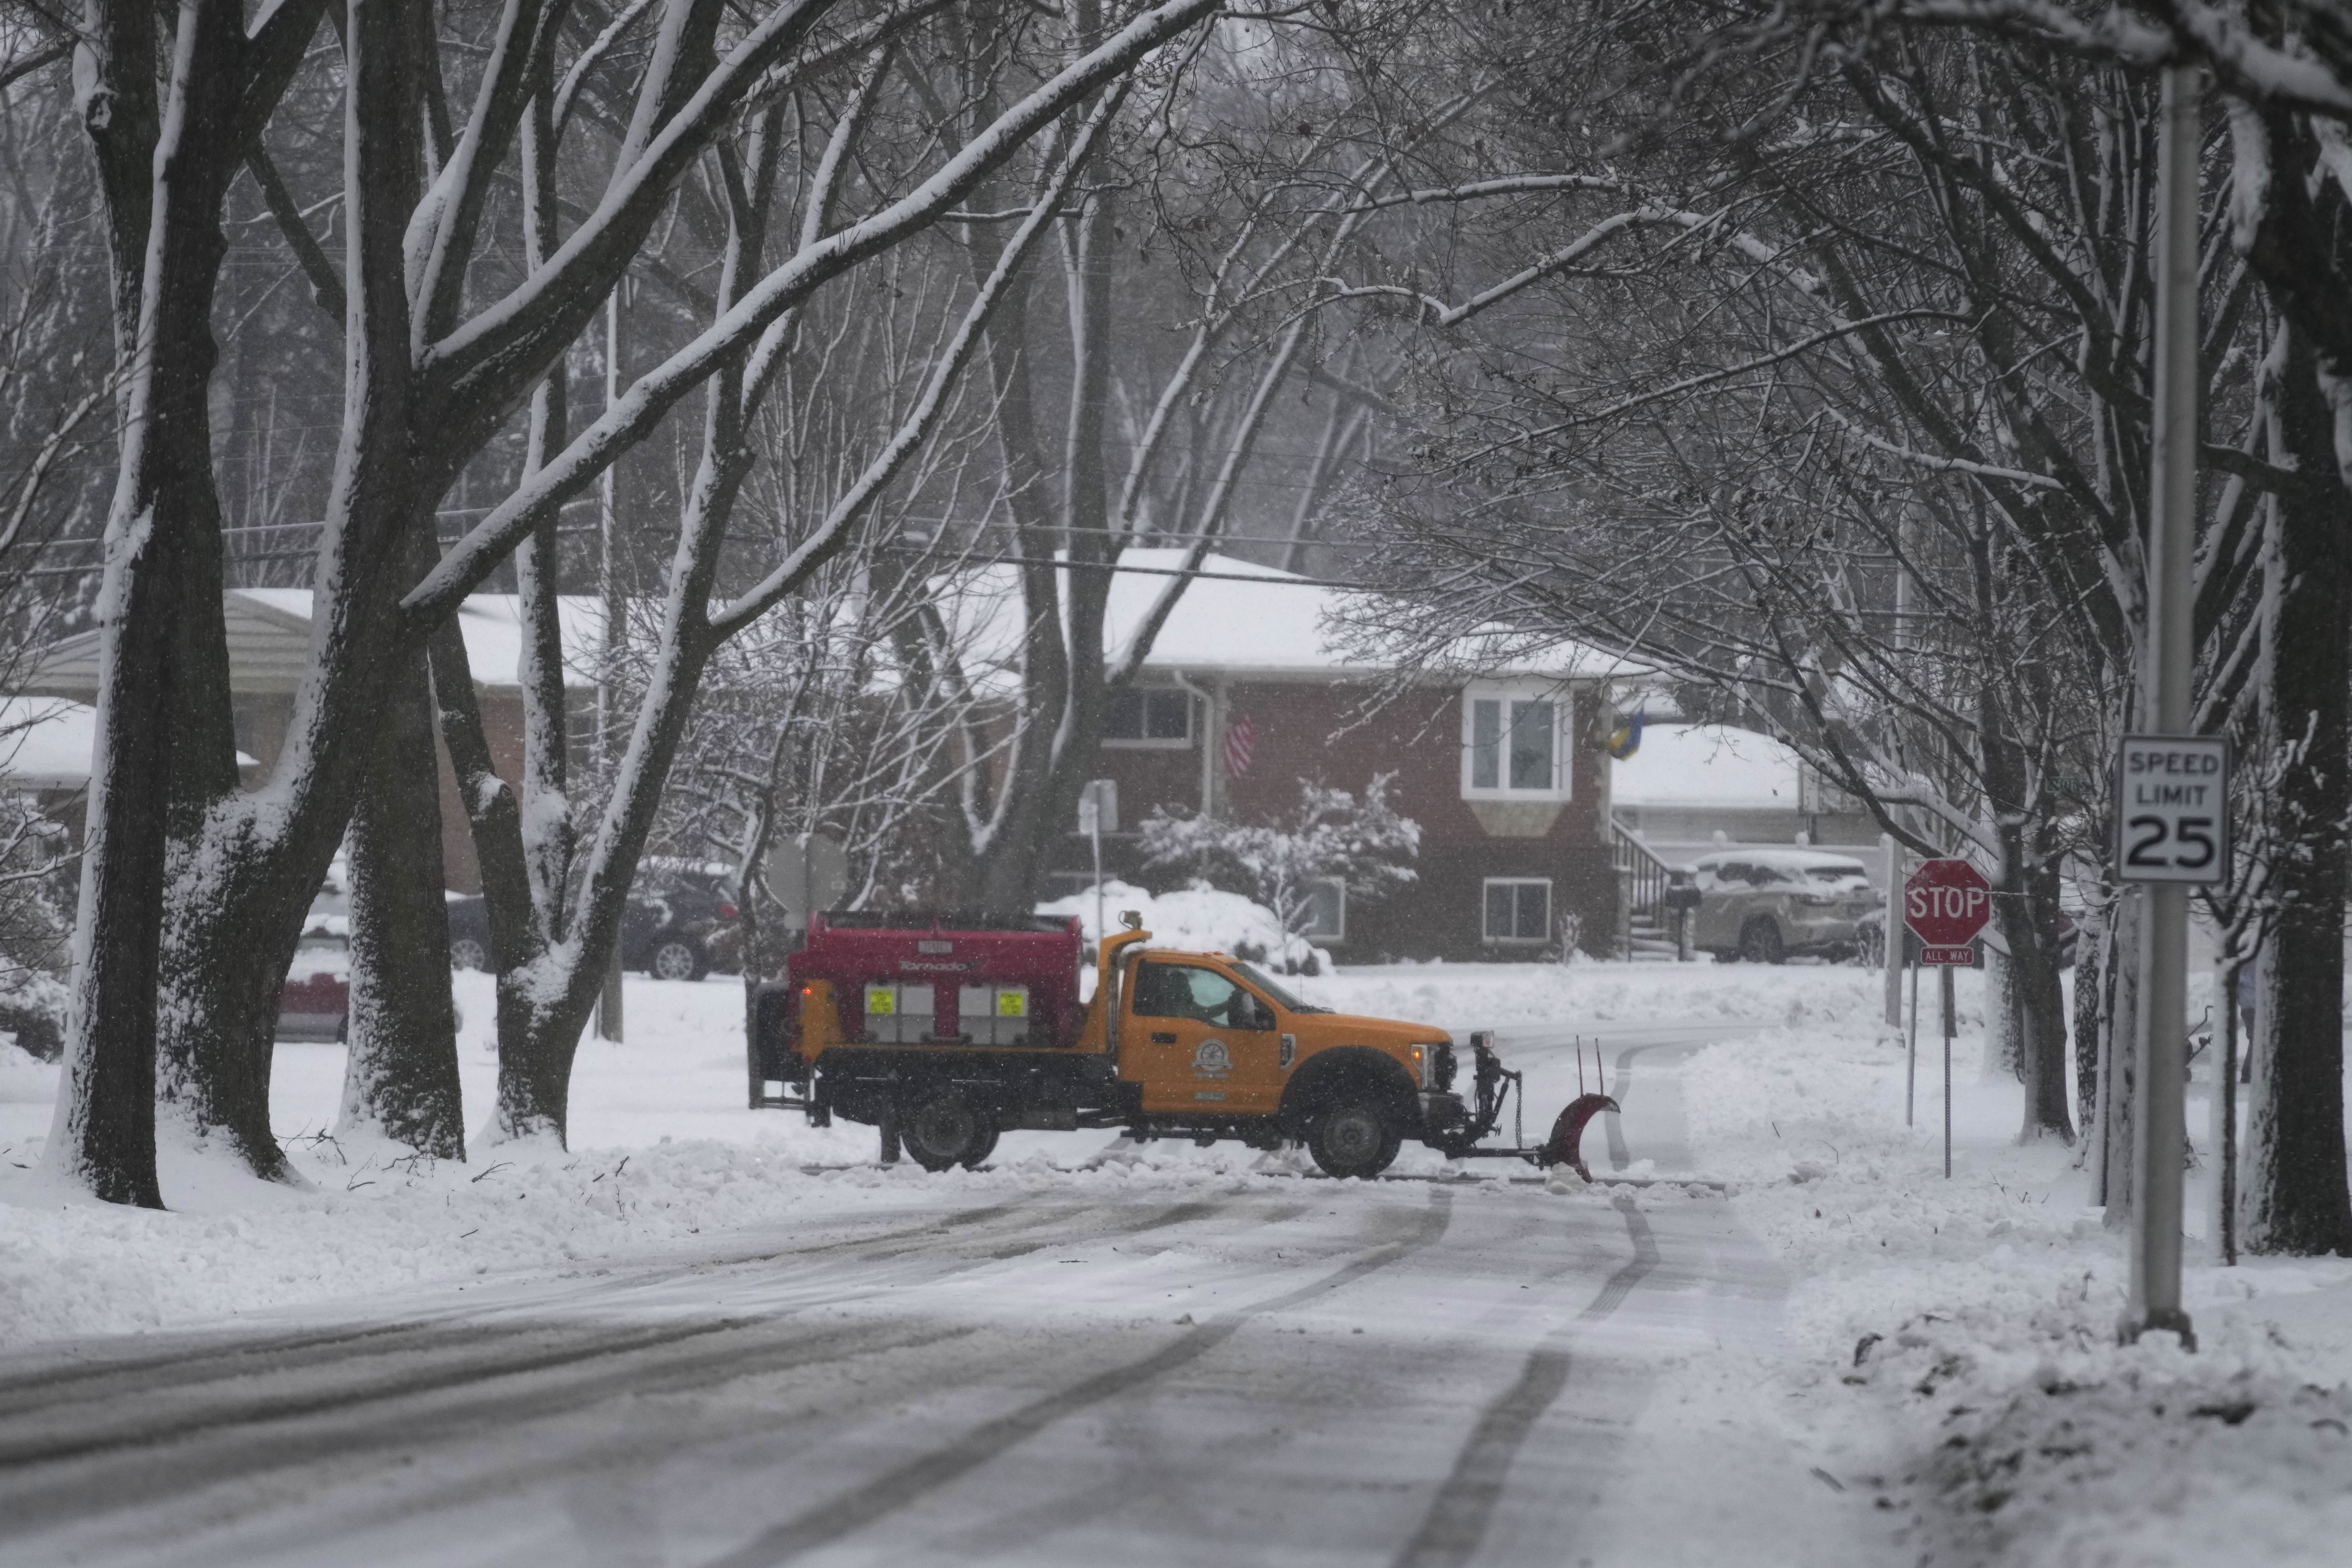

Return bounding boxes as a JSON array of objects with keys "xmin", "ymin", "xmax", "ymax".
[{"xmin": 1222, "ymin": 714, "xmax": 1256, "ymax": 777}]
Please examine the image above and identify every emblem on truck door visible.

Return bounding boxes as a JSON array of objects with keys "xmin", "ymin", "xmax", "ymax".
[{"xmin": 1191, "ymin": 1039, "xmax": 1232, "ymax": 1077}]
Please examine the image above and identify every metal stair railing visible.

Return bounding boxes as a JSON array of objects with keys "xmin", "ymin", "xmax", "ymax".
[{"xmin": 1608, "ymin": 818, "xmax": 1694, "ymax": 960}]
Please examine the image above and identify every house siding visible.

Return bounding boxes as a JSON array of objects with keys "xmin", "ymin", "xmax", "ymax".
[
  {"xmin": 1056, "ymin": 676, "xmax": 1621, "ymax": 960},
  {"xmin": 221, "ymin": 687, "xmax": 524, "ymax": 896}
]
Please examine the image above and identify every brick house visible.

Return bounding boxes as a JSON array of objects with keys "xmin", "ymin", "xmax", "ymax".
[
  {"xmin": 953, "ymin": 551, "xmax": 1641, "ymax": 960},
  {"xmin": 24, "ymin": 589, "xmax": 599, "ymax": 893}
]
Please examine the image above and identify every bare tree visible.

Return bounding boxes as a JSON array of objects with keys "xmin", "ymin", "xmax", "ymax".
[
  {"xmin": 424, "ymin": 8, "xmax": 1211, "ymax": 1147},
  {"xmin": 36, "ymin": 0, "xmax": 1222, "ymax": 1196},
  {"xmin": 44, "ymin": 0, "xmax": 321, "ymax": 1204}
]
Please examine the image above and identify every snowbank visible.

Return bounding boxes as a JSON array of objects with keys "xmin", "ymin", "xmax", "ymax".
[
  {"xmin": 1291, "ymin": 952, "xmax": 1884, "ymax": 1030},
  {"xmin": 1660, "ymin": 967, "xmax": 2352, "ymax": 1567},
  {"xmin": 0, "ymin": 1118, "xmax": 1336, "ymax": 1353}
]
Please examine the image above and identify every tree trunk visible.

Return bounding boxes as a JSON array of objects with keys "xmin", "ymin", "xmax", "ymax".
[
  {"xmin": 2239, "ymin": 333, "xmax": 2352, "ymax": 1257},
  {"xmin": 1976, "ymin": 675, "xmax": 2072, "ymax": 1141},
  {"xmin": 149, "ymin": 0, "xmax": 426, "ymax": 1184},
  {"xmin": 2103, "ymin": 890, "xmax": 2141, "ymax": 1224},
  {"xmin": 2072, "ymin": 899, "xmax": 2108, "ymax": 1137},
  {"xmin": 1996, "ymin": 850, "xmax": 2074, "ymax": 1142},
  {"xmin": 340, "ymin": 626, "xmax": 465, "ymax": 1160},
  {"xmin": 47, "ymin": 0, "xmax": 251, "ymax": 1204}
]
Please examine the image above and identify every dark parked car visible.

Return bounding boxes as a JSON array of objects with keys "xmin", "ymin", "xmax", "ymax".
[{"xmin": 445, "ymin": 866, "xmax": 740, "ymax": 981}]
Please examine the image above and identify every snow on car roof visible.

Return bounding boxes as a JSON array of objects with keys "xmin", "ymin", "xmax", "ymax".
[{"xmin": 1694, "ymin": 849, "xmax": 1872, "ymax": 872}]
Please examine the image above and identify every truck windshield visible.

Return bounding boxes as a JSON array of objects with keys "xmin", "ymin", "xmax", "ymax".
[{"xmin": 1232, "ymin": 961, "xmax": 1328, "ymax": 1014}]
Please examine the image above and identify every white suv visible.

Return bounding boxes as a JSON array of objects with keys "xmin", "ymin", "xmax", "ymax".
[{"xmin": 1691, "ymin": 850, "xmax": 1883, "ymax": 964}]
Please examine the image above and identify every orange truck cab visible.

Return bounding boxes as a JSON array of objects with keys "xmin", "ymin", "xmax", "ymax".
[{"xmin": 752, "ymin": 910, "xmax": 1511, "ymax": 1178}]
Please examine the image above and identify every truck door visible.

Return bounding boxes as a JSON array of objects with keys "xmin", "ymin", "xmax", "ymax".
[{"xmin": 1125, "ymin": 960, "xmax": 1282, "ymax": 1115}]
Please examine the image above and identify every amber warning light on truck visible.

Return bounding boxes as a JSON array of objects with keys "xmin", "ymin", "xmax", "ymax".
[{"xmin": 2114, "ymin": 735, "xmax": 2230, "ymax": 886}]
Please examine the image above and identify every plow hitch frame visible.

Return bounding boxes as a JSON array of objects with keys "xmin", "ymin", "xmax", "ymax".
[{"xmin": 1438, "ymin": 1032, "xmax": 1620, "ymax": 1180}]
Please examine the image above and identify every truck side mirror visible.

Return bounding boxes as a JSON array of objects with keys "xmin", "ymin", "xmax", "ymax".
[{"xmin": 1119, "ymin": 910, "xmax": 1143, "ymax": 931}]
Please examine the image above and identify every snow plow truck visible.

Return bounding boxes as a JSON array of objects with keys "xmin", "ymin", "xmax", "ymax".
[{"xmin": 750, "ymin": 910, "xmax": 1614, "ymax": 1180}]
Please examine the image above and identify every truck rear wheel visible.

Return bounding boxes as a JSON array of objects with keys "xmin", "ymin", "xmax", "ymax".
[
  {"xmin": 1308, "ymin": 1099, "xmax": 1401, "ymax": 1179},
  {"xmin": 904, "ymin": 1091, "xmax": 988, "ymax": 1172}
]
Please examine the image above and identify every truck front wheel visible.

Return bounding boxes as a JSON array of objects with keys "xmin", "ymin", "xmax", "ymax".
[
  {"xmin": 903, "ymin": 1091, "xmax": 988, "ymax": 1172},
  {"xmin": 1308, "ymin": 1099, "xmax": 1401, "ymax": 1179}
]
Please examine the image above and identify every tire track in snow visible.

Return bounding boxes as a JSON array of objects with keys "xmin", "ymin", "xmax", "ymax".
[
  {"xmin": 914, "ymin": 1192, "xmax": 1622, "ymax": 1565},
  {"xmin": 697, "ymin": 1186, "xmax": 1458, "ymax": 1568},
  {"xmin": 1576, "ymin": 1196, "xmax": 1659, "ymax": 1323},
  {"xmin": 1391, "ymin": 1193, "xmax": 1660, "ymax": 1568},
  {"xmin": 0, "ymin": 1189, "xmax": 1294, "ymax": 1509},
  {"xmin": 0, "ymin": 1194, "xmax": 1053, "ymax": 1418},
  {"xmin": 166, "ymin": 1194, "xmax": 1326, "ymax": 1559},
  {"xmin": 0, "ymin": 1318, "xmax": 984, "ymax": 1549}
]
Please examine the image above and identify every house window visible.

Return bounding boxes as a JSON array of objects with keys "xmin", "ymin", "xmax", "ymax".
[
  {"xmin": 1483, "ymin": 878, "xmax": 1551, "ymax": 943},
  {"xmin": 1462, "ymin": 686, "xmax": 1570, "ymax": 798},
  {"xmin": 1298, "ymin": 879, "xmax": 1346, "ymax": 941},
  {"xmin": 1104, "ymin": 687, "xmax": 1193, "ymax": 747}
]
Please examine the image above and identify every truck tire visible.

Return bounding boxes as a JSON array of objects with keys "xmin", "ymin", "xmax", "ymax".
[
  {"xmin": 1738, "ymin": 917, "xmax": 1785, "ymax": 965},
  {"xmin": 962, "ymin": 1124, "xmax": 1000, "ymax": 1169},
  {"xmin": 903, "ymin": 1090, "xmax": 988, "ymax": 1172},
  {"xmin": 1308, "ymin": 1098, "xmax": 1402, "ymax": 1179}
]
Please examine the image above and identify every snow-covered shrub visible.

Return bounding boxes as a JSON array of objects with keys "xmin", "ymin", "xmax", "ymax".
[
  {"xmin": 0, "ymin": 968, "xmax": 65, "ymax": 1061},
  {"xmin": 1037, "ymin": 879, "xmax": 1330, "ymax": 972},
  {"xmin": 1136, "ymin": 774, "xmax": 1418, "ymax": 952}
]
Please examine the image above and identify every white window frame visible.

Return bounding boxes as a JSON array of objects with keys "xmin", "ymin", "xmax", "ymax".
[
  {"xmin": 1296, "ymin": 878, "xmax": 1347, "ymax": 941},
  {"xmin": 1101, "ymin": 685, "xmax": 1195, "ymax": 750},
  {"xmin": 1482, "ymin": 877, "xmax": 1553, "ymax": 944},
  {"xmin": 1460, "ymin": 683, "xmax": 1574, "ymax": 800}
]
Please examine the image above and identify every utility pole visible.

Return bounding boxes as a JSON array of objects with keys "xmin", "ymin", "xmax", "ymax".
[
  {"xmin": 593, "ymin": 282, "xmax": 626, "ymax": 1044},
  {"xmin": 2123, "ymin": 66, "xmax": 2202, "ymax": 1349}
]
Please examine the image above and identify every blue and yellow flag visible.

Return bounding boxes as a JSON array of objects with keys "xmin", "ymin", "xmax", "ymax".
[{"xmin": 1605, "ymin": 708, "xmax": 1645, "ymax": 760}]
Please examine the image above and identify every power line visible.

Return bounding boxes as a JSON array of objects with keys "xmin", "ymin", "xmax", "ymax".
[{"xmin": 12, "ymin": 503, "xmax": 601, "ymax": 563}]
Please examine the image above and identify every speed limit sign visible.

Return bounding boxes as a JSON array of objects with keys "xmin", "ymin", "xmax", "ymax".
[{"xmin": 2115, "ymin": 735, "xmax": 2229, "ymax": 884}]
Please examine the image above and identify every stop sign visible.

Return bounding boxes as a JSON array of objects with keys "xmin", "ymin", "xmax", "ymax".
[{"xmin": 1905, "ymin": 859, "xmax": 1991, "ymax": 962}]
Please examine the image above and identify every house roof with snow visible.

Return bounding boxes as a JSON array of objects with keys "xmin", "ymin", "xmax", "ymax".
[
  {"xmin": 936, "ymin": 549, "xmax": 1640, "ymax": 687},
  {"xmin": 0, "ymin": 697, "xmax": 256, "ymax": 790},
  {"xmin": 0, "ymin": 698, "xmax": 101, "ymax": 790},
  {"xmin": 1610, "ymin": 723, "xmax": 1803, "ymax": 810},
  {"xmin": 21, "ymin": 591, "xmax": 607, "ymax": 700}
]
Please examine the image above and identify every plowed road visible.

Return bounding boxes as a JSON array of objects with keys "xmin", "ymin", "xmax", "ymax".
[{"xmin": 0, "ymin": 1025, "xmax": 1882, "ymax": 1567}]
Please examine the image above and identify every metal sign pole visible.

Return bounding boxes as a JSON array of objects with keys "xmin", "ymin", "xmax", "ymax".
[
  {"xmin": 1080, "ymin": 780, "xmax": 1117, "ymax": 952},
  {"xmin": 1882, "ymin": 834, "xmax": 1903, "ymax": 1028},
  {"xmin": 1942, "ymin": 963, "xmax": 1954, "ymax": 1178},
  {"xmin": 2124, "ymin": 63, "xmax": 2202, "ymax": 1350},
  {"xmin": 1906, "ymin": 955, "xmax": 1920, "ymax": 1127}
]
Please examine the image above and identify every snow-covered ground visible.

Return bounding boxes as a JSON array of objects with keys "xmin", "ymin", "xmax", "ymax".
[
  {"xmin": 0, "ymin": 959, "xmax": 1788, "ymax": 1347},
  {"xmin": 2, "ymin": 955, "xmax": 2348, "ymax": 1565}
]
